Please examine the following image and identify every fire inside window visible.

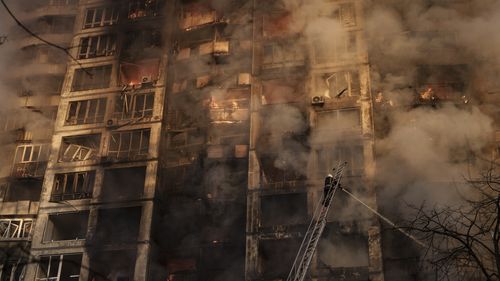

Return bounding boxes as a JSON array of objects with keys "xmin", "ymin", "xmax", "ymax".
[
  {"xmin": 113, "ymin": 92, "xmax": 154, "ymax": 121},
  {"xmin": 119, "ymin": 59, "xmax": 159, "ymax": 87},
  {"xmin": 78, "ymin": 34, "xmax": 116, "ymax": 59},
  {"xmin": 52, "ymin": 171, "xmax": 94, "ymax": 201},
  {"xmin": 35, "ymin": 254, "xmax": 82, "ymax": 281},
  {"xmin": 83, "ymin": 6, "xmax": 119, "ymax": 29},
  {"xmin": 66, "ymin": 98, "xmax": 106, "ymax": 125},
  {"xmin": 108, "ymin": 129, "xmax": 150, "ymax": 160},
  {"xmin": 72, "ymin": 65, "xmax": 112, "ymax": 91},
  {"xmin": 180, "ymin": 5, "xmax": 218, "ymax": 30}
]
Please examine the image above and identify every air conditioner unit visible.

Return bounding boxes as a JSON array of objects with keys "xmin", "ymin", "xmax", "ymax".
[
  {"xmin": 311, "ymin": 96, "xmax": 325, "ymax": 105},
  {"xmin": 141, "ymin": 75, "xmax": 154, "ymax": 85}
]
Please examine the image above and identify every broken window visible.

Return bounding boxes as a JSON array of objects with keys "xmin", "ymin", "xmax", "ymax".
[
  {"xmin": 316, "ymin": 71, "xmax": 360, "ymax": 98},
  {"xmin": 59, "ymin": 134, "xmax": 101, "ymax": 162},
  {"xmin": 101, "ymin": 166, "xmax": 146, "ymax": 200},
  {"xmin": 72, "ymin": 65, "xmax": 112, "ymax": 91},
  {"xmin": 0, "ymin": 218, "xmax": 34, "ymax": 239},
  {"xmin": 416, "ymin": 65, "xmax": 467, "ymax": 101},
  {"xmin": 65, "ymin": 98, "xmax": 106, "ymax": 125},
  {"xmin": 260, "ymin": 193, "xmax": 308, "ymax": 227},
  {"xmin": 12, "ymin": 144, "xmax": 49, "ymax": 178},
  {"xmin": 83, "ymin": 6, "xmax": 119, "ymax": 29},
  {"xmin": 119, "ymin": 59, "xmax": 160, "ymax": 87},
  {"xmin": 121, "ymin": 29, "xmax": 161, "ymax": 60},
  {"xmin": 108, "ymin": 129, "xmax": 150, "ymax": 160},
  {"xmin": 51, "ymin": 171, "xmax": 94, "ymax": 201},
  {"xmin": 128, "ymin": 0, "xmax": 160, "ymax": 19},
  {"xmin": 78, "ymin": 34, "xmax": 116, "ymax": 59},
  {"xmin": 4, "ymin": 181, "xmax": 42, "ymax": 202},
  {"xmin": 113, "ymin": 92, "xmax": 154, "ymax": 121},
  {"xmin": 43, "ymin": 212, "xmax": 88, "ymax": 242},
  {"xmin": 94, "ymin": 207, "xmax": 141, "ymax": 244},
  {"xmin": 261, "ymin": 79, "xmax": 304, "ymax": 104},
  {"xmin": 89, "ymin": 250, "xmax": 136, "ymax": 281},
  {"xmin": 313, "ymin": 32, "xmax": 356, "ymax": 63},
  {"xmin": 316, "ymin": 142, "xmax": 364, "ymax": 177},
  {"xmin": 35, "ymin": 254, "xmax": 82, "ymax": 281}
]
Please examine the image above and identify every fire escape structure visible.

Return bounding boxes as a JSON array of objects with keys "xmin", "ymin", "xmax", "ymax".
[{"xmin": 287, "ymin": 162, "xmax": 347, "ymax": 281}]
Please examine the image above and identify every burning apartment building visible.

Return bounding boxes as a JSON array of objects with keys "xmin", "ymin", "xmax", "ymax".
[{"xmin": 0, "ymin": 0, "xmax": 498, "ymax": 280}]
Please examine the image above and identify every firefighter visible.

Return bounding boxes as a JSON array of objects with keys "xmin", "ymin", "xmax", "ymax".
[{"xmin": 323, "ymin": 173, "xmax": 334, "ymax": 206}]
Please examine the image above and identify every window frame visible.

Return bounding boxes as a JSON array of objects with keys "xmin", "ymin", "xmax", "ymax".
[
  {"xmin": 78, "ymin": 34, "xmax": 116, "ymax": 59},
  {"xmin": 35, "ymin": 254, "xmax": 82, "ymax": 281},
  {"xmin": 113, "ymin": 92, "xmax": 155, "ymax": 121},
  {"xmin": 83, "ymin": 6, "xmax": 119, "ymax": 29},
  {"xmin": 65, "ymin": 98, "xmax": 107, "ymax": 125},
  {"xmin": 108, "ymin": 129, "xmax": 151, "ymax": 160}
]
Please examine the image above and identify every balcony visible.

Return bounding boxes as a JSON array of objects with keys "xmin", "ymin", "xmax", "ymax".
[{"xmin": 11, "ymin": 162, "xmax": 47, "ymax": 178}]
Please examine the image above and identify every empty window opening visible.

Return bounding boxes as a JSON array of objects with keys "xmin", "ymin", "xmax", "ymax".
[
  {"xmin": 12, "ymin": 144, "xmax": 49, "ymax": 178},
  {"xmin": 94, "ymin": 207, "xmax": 141, "ymax": 244},
  {"xmin": 0, "ymin": 218, "xmax": 34, "ymax": 240},
  {"xmin": 44, "ymin": 212, "xmax": 89, "ymax": 242},
  {"xmin": 35, "ymin": 254, "xmax": 82, "ymax": 281},
  {"xmin": 66, "ymin": 98, "xmax": 106, "ymax": 125},
  {"xmin": 60, "ymin": 134, "xmax": 101, "ymax": 162},
  {"xmin": 416, "ymin": 65, "xmax": 467, "ymax": 102},
  {"xmin": 89, "ymin": 250, "xmax": 136, "ymax": 281},
  {"xmin": 78, "ymin": 34, "xmax": 116, "ymax": 59},
  {"xmin": 52, "ymin": 171, "xmax": 94, "ymax": 201},
  {"xmin": 259, "ymin": 238, "xmax": 302, "ymax": 279},
  {"xmin": 4, "ymin": 181, "xmax": 42, "ymax": 202},
  {"xmin": 108, "ymin": 129, "xmax": 150, "ymax": 161},
  {"xmin": 113, "ymin": 92, "xmax": 154, "ymax": 121},
  {"xmin": 83, "ymin": 6, "xmax": 119, "ymax": 29},
  {"xmin": 72, "ymin": 65, "xmax": 112, "ymax": 91},
  {"xmin": 128, "ymin": 0, "xmax": 161, "ymax": 19},
  {"xmin": 260, "ymin": 193, "xmax": 308, "ymax": 227},
  {"xmin": 259, "ymin": 156, "xmax": 306, "ymax": 186},
  {"xmin": 101, "ymin": 166, "xmax": 145, "ymax": 200},
  {"xmin": 121, "ymin": 29, "xmax": 161, "ymax": 60},
  {"xmin": 317, "ymin": 71, "xmax": 360, "ymax": 98}
]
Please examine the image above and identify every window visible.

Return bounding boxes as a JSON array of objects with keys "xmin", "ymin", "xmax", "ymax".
[
  {"xmin": 262, "ymin": 41, "xmax": 304, "ymax": 65},
  {"xmin": 78, "ymin": 34, "xmax": 116, "ymax": 59},
  {"xmin": 14, "ymin": 145, "xmax": 48, "ymax": 163},
  {"xmin": 316, "ymin": 109, "xmax": 361, "ymax": 132},
  {"xmin": 52, "ymin": 171, "xmax": 94, "ymax": 201},
  {"xmin": 317, "ymin": 71, "xmax": 360, "ymax": 98},
  {"xmin": 313, "ymin": 32, "xmax": 356, "ymax": 63},
  {"xmin": 72, "ymin": 65, "xmax": 112, "ymax": 91},
  {"xmin": 108, "ymin": 129, "xmax": 150, "ymax": 160},
  {"xmin": 44, "ymin": 212, "xmax": 89, "ymax": 241},
  {"xmin": 113, "ymin": 93, "xmax": 154, "ymax": 120},
  {"xmin": 94, "ymin": 207, "xmax": 141, "ymax": 243},
  {"xmin": 66, "ymin": 98, "xmax": 106, "ymax": 125},
  {"xmin": 0, "ymin": 260, "xmax": 27, "ymax": 281},
  {"xmin": 128, "ymin": 0, "xmax": 160, "ymax": 19},
  {"xmin": 83, "ymin": 6, "xmax": 119, "ymax": 29},
  {"xmin": 101, "ymin": 167, "xmax": 145, "ymax": 200},
  {"xmin": 50, "ymin": 0, "xmax": 78, "ymax": 5},
  {"xmin": 4, "ymin": 181, "xmax": 43, "ymax": 202},
  {"xmin": 317, "ymin": 143, "xmax": 364, "ymax": 176},
  {"xmin": 12, "ymin": 145, "xmax": 49, "ymax": 178},
  {"xmin": 0, "ymin": 218, "xmax": 34, "ymax": 239},
  {"xmin": 36, "ymin": 254, "xmax": 82, "ymax": 281},
  {"xmin": 60, "ymin": 134, "xmax": 101, "ymax": 162}
]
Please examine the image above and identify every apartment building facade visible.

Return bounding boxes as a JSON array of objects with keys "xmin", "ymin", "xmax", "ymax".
[{"xmin": 1, "ymin": 0, "xmax": 497, "ymax": 281}]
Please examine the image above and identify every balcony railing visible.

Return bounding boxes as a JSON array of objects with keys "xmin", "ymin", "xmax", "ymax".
[
  {"xmin": 50, "ymin": 192, "xmax": 92, "ymax": 202},
  {"xmin": 11, "ymin": 162, "xmax": 47, "ymax": 178}
]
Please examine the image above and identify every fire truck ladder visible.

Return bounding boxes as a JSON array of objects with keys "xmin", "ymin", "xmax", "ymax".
[{"xmin": 286, "ymin": 161, "xmax": 347, "ymax": 281}]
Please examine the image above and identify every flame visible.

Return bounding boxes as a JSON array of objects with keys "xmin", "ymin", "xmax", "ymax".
[{"xmin": 420, "ymin": 86, "xmax": 435, "ymax": 100}]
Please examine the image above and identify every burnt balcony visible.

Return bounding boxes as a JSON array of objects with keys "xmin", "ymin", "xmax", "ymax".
[
  {"xmin": 11, "ymin": 162, "xmax": 47, "ymax": 178},
  {"xmin": 0, "ymin": 218, "xmax": 34, "ymax": 240}
]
